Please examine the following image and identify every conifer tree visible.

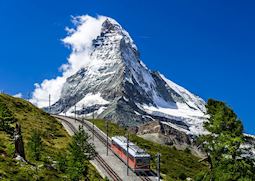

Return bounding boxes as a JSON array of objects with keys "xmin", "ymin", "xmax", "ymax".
[
  {"xmin": 0, "ymin": 104, "xmax": 16, "ymax": 134},
  {"xmin": 67, "ymin": 125, "xmax": 96, "ymax": 181},
  {"xmin": 199, "ymin": 99, "xmax": 255, "ymax": 180},
  {"xmin": 28, "ymin": 129, "xmax": 43, "ymax": 161}
]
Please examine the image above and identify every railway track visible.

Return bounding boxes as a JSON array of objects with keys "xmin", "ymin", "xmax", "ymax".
[
  {"xmin": 55, "ymin": 115, "xmax": 153, "ymax": 181},
  {"xmin": 54, "ymin": 115, "xmax": 122, "ymax": 181},
  {"xmin": 137, "ymin": 171, "xmax": 152, "ymax": 181},
  {"xmin": 72, "ymin": 117, "xmax": 153, "ymax": 181},
  {"xmin": 95, "ymin": 154, "xmax": 122, "ymax": 181}
]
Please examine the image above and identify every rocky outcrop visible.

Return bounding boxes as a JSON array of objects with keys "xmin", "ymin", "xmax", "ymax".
[
  {"xmin": 137, "ymin": 121, "xmax": 191, "ymax": 145},
  {"xmin": 14, "ymin": 123, "xmax": 26, "ymax": 161},
  {"xmin": 137, "ymin": 121, "xmax": 205, "ymax": 157}
]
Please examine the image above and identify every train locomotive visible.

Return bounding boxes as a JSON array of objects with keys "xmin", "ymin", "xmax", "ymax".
[{"xmin": 111, "ymin": 136, "xmax": 151, "ymax": 172}]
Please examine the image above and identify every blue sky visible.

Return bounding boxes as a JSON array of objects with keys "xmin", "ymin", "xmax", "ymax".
[{"xmin": 0, "ymin": 0, "xmax": 254, "ymax": 134}]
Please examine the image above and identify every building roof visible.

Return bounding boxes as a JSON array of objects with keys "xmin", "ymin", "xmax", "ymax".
[{"xmin": 111, "ymin": 136, "xmax": 150, "ymax": 158}]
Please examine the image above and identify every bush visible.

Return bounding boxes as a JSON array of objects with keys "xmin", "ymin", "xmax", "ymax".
[
  {"xmin": 184, "ymin": 147, "xmax": 191, "ymax": 153},
  {"xmin": 56, "ymin": 152, "xmax": 68, "ymax": 173},
  {"xmin": 179, "ymin": 172, "xmax": 187, "ymax": 180},
  {"xmin": 194, "ymin": 171, "xmax": 209, "ymax": 181},
  {"xmin": 6, "ymin": 144, "xmax": 15, "ymax": 157}
]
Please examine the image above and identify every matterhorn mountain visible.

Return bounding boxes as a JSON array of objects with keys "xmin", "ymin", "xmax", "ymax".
[{"xmin": 48, "ymin": 18, "xmax": 208, "ymax": 136}]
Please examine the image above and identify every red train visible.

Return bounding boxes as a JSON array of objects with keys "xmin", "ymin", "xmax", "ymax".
[{"xmin": 111, "ymin": 136, "xmax": 151, "ymax": 172}]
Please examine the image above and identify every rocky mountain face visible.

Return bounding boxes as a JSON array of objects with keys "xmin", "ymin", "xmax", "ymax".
[
  {"xmin": 136, "ymin": 121, "xmax": 205, "ymax": 156},
  {"xmin": 49, "ymin": 18, "xmax": 207, "ymax": 136},
  {"xmin": 46, "ymin": 18, "xmax": 255, "ymax": 158},
  {"xmin": 49, "ymin": 18, "xmax": 207, "ymax": 138},
  {"xmin": 137, "ymin": 121, "xmax": 192, "ymax": 146}
]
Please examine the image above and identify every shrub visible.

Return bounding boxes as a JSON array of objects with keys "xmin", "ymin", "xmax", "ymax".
[{"xmin": 179, "ymin": 172, "xmax": 187, "ymax": 180}]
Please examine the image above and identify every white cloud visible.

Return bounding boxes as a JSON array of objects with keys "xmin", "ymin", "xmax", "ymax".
[
  {"xmin": 13, "ymin": 93, "xmax": 23, "ymax": 98},
  {"xmin": 30, "ymin": 15, "xmax": 108, "ymax": 108}
]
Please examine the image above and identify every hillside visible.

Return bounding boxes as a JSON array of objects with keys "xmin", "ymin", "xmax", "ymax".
[{"xmin": 0, "ymin": 94, "xmax": 102, "ymax": 180}]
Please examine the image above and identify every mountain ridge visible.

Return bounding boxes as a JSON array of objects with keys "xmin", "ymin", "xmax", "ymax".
[{"xmin": 47, "ymin": 17, "xmax": 207, "ymax": 136}]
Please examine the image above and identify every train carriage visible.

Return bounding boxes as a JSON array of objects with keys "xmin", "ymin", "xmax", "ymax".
[{"xmin": 111, "ymin": 136, "xmax": 150, "ymax": 172}]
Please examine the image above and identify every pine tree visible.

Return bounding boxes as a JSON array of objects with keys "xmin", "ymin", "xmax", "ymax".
[
  {"xmin": 0, "ymin": 104, "xmax": 16, "ymax": 134},
  {"xmin": 199, "ymin": 99, "xmax": 255, "ymax": 180},
  {"xmin": 28, "ymin": 129, "xmax": 43, "ymax": 161},
  {"xmin": 67, "ymin": 125, "xmax": 96, "ymax": 181}
]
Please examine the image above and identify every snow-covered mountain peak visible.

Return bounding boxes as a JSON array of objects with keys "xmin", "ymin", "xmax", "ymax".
[
  {"xmin": 47, "ymin": 16, "xmax": 208, "ymax": 136},
  {"xmin": 92, "ymin": 18, "xmax": 138, "ymax": 52},
  {"xmin": 101, "ymin": 18, "xmax": 121, "ymax": 33}
]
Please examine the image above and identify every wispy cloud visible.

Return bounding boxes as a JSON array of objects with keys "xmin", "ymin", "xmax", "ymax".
[
  {"xmin": 13, "ymin": 93, "xmax": 23, "ymax": 98},
  {"xmin": 30, "ymin": 15, "xmax": 107, "ymax": 108}
]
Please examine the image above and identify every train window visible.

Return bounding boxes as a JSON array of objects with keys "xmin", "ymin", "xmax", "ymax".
[
  {"xmin": 136, "ymin": 158, "xmax": 150, "ymax": 165},
  {"xmin": 144, "ymin": 158, "xmax": 150, "ymax": 165},
  {"xmin": 136, "ymin": 158, "xmax": 143, "ymax": 164}
]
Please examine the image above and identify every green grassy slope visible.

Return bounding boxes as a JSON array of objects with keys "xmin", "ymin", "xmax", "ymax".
[
  {"xmin": 0, "ymin": 94, "xmax": 102, "ymax": 180},
  {"xmin": 88, "ymin": 119, "xmax": 209, "ymax": 181}
]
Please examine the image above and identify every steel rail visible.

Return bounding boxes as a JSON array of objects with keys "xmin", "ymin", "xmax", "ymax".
[{"xmin": 54, "ymin": 115, "xmax": 122, "ymax": 181}]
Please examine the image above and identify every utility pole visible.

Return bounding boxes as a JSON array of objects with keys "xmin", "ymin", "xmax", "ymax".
[
  {"xmin": 157, "ymin": 153, "xmax": 161, "ymax": 181},
  {"xmin": 82, "ymin": 104, "xmax": 85, "ymax": 121},
  {"xmin": 64, "ymin": 100, "xmax": 67, "ymax": 116},
  {"xmin": 106, "ymin": 120, "xmax": 109, "ymax": 156},
  {"xmin": 49, "ymin": 94, "xmax": 51, "ymax": 113},
  {"xmin": 126, "ymin": 129, "xmax": 129, "ymax": 176},
  {"xmin": 74, "ymin": 104, "xmax": 77, "ymax": 122},
  {"xmin": 64, "ymin": 102, "xmax": 67, "ymax": 116},
  {"xmin": 92, "ymin": 111, "xmax": 95, "ymax": 141}
]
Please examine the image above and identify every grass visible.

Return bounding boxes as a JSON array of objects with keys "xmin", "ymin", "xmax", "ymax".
[
  {"xmin": 0, "ymin": 94, "xmax": 103, "ymax": 180},
  {"xmin": 88, "ymin": 119, "xmax": 209, "ymax": 180}
]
